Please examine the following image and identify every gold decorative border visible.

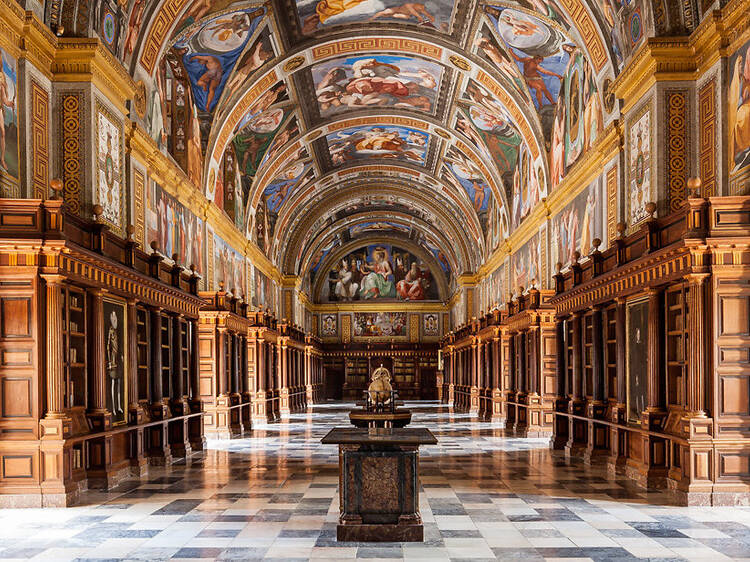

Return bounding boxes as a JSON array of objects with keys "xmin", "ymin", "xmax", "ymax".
[
  {"xmin": 698, "ymin": 78, "xmax": 717, "ymax": 197},
  {"xmin": 606, "ymin": 163, "xmax": 618, "ymax": 245},
  {"xmin": 30, "ymin": 80, "xmax": 49, "ymax": 199},
  {"xmin": 133, "ymin": 168, "xmax": 145, "ymax": 247}
]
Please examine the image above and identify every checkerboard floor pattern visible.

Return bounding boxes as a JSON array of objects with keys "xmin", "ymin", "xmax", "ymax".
[{"xmin": 1, "ymin": 402, "xmax": 749, "ymax": 561}]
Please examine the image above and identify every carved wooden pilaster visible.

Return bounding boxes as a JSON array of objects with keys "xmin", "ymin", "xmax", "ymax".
[
  {"xmin": 687, "ymin": 274, "xmax": 709, "ymax": 416},
  {"xmin": 42, "ymin": 275, "xmax": 67, "ymax": 420},
  {"xmin": 88, "ymin": 289, "xmax": 111, "ymax": 431}
]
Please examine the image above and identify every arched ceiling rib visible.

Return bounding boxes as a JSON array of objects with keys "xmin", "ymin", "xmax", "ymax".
[{"xmin": 116, "ymin": 0, "xmax": 660, "ymax": 303}]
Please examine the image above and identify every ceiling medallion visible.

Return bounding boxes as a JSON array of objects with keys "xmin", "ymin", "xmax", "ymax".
[
  {"xmin": 133, "ymin": 80, "xmax": 147, "ymax": 119},
  {"xmin": 436, "ymin": 129, "xmax": 451, "ymax": 139},
  {"xmin": 284, "ymin": 56, "xmax": 306, "ymax": 73},
  {"xmin": 449, "ymin": 55, "xmax": 471, "ymax": 71}
]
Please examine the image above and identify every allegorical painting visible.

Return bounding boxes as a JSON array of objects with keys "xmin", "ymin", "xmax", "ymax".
[
  {"xmin": 146, "ymin": 181, "xmax": 206, "ymax": 276},
  {"xmin": 473, "ymin": 23, "xmax": 531, "ymax": 105},
  {"xmin": 326, "ymin": 125, "xmax": 428, "ymax": 166},
  {"xmin": 490, "ymin": 263, "xmax": 506, "ymax": 307},
  {"xmin": 0, "ymin": 47, "xmax": 18, "ymax": 185},
  {"xmin": 550, "ymin": 176, "xmax": 604, "ymax": 272},
  {"xmin": 441, "ymin": 145, "xmax": 492, "ymax": 233},
  {"xmin": 311, "ymin": 55, "xmax": 442, "ymax": 117},
  {"xmin": 321, "ymin": 244, "xmax": 440, "ymax": 302},
  {"xmin": 512, "ymin": 232, "xmax": 540, "ymax": 293},
  {"xmin": 320, "ymin": 313, "xmax": 337, "ymax": 337},
  {"xmin": 103, "ymin": 298, "xmax": 127, "ymax": 425},
  {"xmin": 253, "ymin": 266, "xmax": 276, "ymax": 311},
  {"xmin": 213, "ymin": 233, "xmax": 246, "ymax": 295},
  {"xmin": 423, "ymin": 313, "xmax": 439, "ymax": 337},
  {"xmin": 628, "ymin": 106, "xmax": 651, "ymax": 227},
  {"xmin": 296, "ymin": 0, "xmax": 456, "ymax": 34},
  {"xmin": 423, "ymin": 238, "xmax": 451, "ymax": 276},
  {"xmin": 728, "ymin": 38, "xmax": 750, "ymax": 179},
  {"xmin": 96, "ymin": 104, "xmax": 123, "ymax": 233},
  {"xmin": 353, "ymin": 312, "xmax": 407, "ymax": 338},
  {"xmin": 172, "ymin": 7, "xmax": 265, "ymax": 112}
]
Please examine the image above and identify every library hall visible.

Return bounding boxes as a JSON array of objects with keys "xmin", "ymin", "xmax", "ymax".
[{"xmin": 0, "ymin": 0, "xmax": 748, "ymax": 560}]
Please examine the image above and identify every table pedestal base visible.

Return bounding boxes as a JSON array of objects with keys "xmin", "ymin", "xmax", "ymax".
[{"xmin": 337, "ymin": 522, "xmax": 423, "ymax": 542}]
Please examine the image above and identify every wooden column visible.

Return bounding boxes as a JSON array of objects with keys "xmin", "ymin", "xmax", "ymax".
[
  {"xmin": 646, "ymin": 289, "xmax": 663, "ymax": 412},
  {"xmin": 470, "ymin": 340, "xmax": 480, "ymax": 416},
  {"xmin": 566, "ymin": 312, "xmax": 585, "ymax": 456},
  {"xmin": 43, "ymin": 276, "xmax": 66, "ymax": 420},
  {"xmin": 687, "ymin": 274, "xmax": 708, "ymax": 416},
  {"xmin": 279, "ymin": 339, "xmax": 290, "ymax": 416},
  {"xmin": 127, "ymin": 300, "xmax": 144, "ymax": 425},
  {"xmin": 217, "ymin": 327, "xmax": 227, "ymax": 396}
]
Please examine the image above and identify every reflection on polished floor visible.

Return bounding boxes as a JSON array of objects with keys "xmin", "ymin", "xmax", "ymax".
[{"xmin": 1, "ymin": 402, "xmax": 750, "ymax": 561}]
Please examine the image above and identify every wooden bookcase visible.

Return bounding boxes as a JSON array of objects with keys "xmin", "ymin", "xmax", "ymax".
[
  {"xmin": 565, "ymin": 319, "xmax": 573, "ymax": 397},
  {"xmin": 62, "ymin": 287, "xmax": 89, "ymax": 441},
  {"xmin": 179, "ymin": 319, "xmax": 190, "ymax": 399},
  {"xmin": 605, "ymin": 305, "xmax": 617, "ymax": 402},
  {"xmin": 160, "ymin": 315, "xmax": 172, "ymax": 402},
  {"xmin": 665, "ymin": 285, "xmax": 688, "ymax": 408},
  {"xmin": 136, "ymin": 307, "xmax": 150, "ymax": 404},
  {"xmin": 583, "ymin": 314, "xmax": 593, "ymax": 399}
]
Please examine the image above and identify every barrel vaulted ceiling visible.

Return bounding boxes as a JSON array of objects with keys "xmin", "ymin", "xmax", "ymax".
[{"xmin": 65, "ymin": 0, "xmax": 699, "ymax": 301}]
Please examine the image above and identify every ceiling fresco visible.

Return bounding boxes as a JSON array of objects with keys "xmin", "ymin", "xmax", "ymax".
[{"xmin": 52, "ymin": 0, "xmax": 698, "ymax": 303}]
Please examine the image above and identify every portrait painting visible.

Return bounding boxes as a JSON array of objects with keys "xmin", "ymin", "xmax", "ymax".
[
  {"xmin": 321, "ymin": 244, "xmax": 440, "ymax": 302},
  {"xmin": 550, "ymin": 176, "xmax": 604, "ymax": 272},
  {"xmin": 96, "ymin": 104, "xmax": 124, "ymax": 233},
  {"xmin": 353, "ymin": 312, "xmax": 407, "ymax": 338},
  {"xmin": 326, "ymin": 125, "xmax": 428, "ymax": 166},
  {"xmin": 296, "ymin": 0, "xmax": 456, "ymax": 34},
  {"xmin": 512, "ymin": 232, "xmax": 540, "ymax": 292},
  {"xmin": 146, "ymin": 181, "xmax": 206, "ymax": 275},
  {"xmin": 728, "ymin": 37, "xmax": 750, "ymax": 177},
  {"xmin": 321, "ymin": 313, "xmax": 337, "ymax": 337},
  {"xmin": 213, "ymin": 234, "xmax": 246, "ymax": 296},
  {"xmin": 311, "ymin": 55, "xmax": 443, "ymax": 118},
  {"xmin": 103, "ymin": 298, "xmax": 127, "ymax": 425},
  {"xmin": 423, "ymin": 313, "xmax": 439, "ymax": 337},
  {"xmin": 173, "ymin": 7, "xmax": 265, "ymax": 112},
  {"xmin": 0, "ymin": 47, "xmax": 18, "ymax": 182},
  {"xmin": 628, "ymin": 106, "xmax": 651, "ymax": 227},
  {"xmin": 626, "ymin": 297, "xmax": 649, "ymax": 423}
]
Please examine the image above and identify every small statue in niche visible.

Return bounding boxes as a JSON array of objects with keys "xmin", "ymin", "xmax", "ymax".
[
  {"xmin": 106, "ymin": 310, "xmax": 123, "ymax": 417},
  {"xmin": 367, "ymin": 364, "xmax": 393, "ymax": 409}
]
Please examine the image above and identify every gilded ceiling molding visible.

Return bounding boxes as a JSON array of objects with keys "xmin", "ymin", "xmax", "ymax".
[
  {"xmin": 278, "ymin": 178, "xmax": 480, "ymax": 273},
  {"xmin": 0, "ymin": 1, "xmax": 57, "ymax": 78},
  {"xmin": 298, "ymin": 210, "xmax": 461, "ymax": 281},
  {"xmin": 53, "ymin": 38, "xmax": 136, "ymax": 113},
  {"xmin": 280, "ymin": 185, "xmax": 470, "ymax": 274}
]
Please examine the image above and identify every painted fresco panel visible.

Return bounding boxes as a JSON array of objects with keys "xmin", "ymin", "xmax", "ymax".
[
  {"xmin": 96, "ymin": 104, "xmax": 124, "ymax": 233},
  {"xmin": 146, "ymin": 180, "xmax": 206, "ymax": 276},
  {"xmin": 326, "ymin": 125, "xmax": 428, "ymax": 166},
  {"xmin": 0, "ymin": 47, "xmax": 18, "ymax": 189},
  {"xmin": 320, "ymin": 244, "xmax": 440, "ymax": 302},
  {"xmin": 172, "ymin": 7, "xmax": 265, "ymax": 112},
  {"xmin": 423, "ymin": 312, "xmax": 439, "ymax": 337},
  {"xmin": 311, "ymin": 55, "xmax": 443, "ymax": 118},
  {"xmin": 321, "ymin": 313, "xmax": 337, "ymax": 337},
  {"xmin": 628, "ymin": 106, "xmax": 651, "ymax": 227},
  {"xmin": 511, "ymin": 232, "xmax": 540, "ymax": 293},
  {"xmin": 353, "ymin": 312, "xmax": 407, "ymax": 338},
  {"xmin": 296, "ymin": 0, "xmax": 456, "ymax": 34},
  {"xmin": 550, "ymin": 175, "xmax": 604, "ymax": 273},
  {"xmin": 729, "ymin": 38, "xmax": 750, "ymax": 183},
  {"xmin": 213, "ymin": 234, "xmax": 246, "ymax": 295}
]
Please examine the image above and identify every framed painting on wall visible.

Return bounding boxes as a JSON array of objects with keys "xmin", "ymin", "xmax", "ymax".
[
  {"xmin": 103, "ymin": 297, "xmax": 127, "ymax": 425},
  {"xmin": 626, "ymin": 296, "xmax": 649, "ymax": 424}
]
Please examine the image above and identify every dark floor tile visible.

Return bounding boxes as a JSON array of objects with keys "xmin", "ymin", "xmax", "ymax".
[
  {"xmin": 152, "ymin": 499, "xmax": 203, "ymax": 515},
  {"xmin": 173, "ymin": 547, "xmax": 224, "ymax": 558}
]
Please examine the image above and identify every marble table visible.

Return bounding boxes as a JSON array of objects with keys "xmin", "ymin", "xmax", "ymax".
[{"xmin": 321, "ymin": 427, "xmax": 437, "ymax": 542}]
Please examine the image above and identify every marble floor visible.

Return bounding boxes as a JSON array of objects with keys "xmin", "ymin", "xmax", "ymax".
[{"xmin": 1, "ymin": 402, "xmax": 749, "ymax": 561}]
